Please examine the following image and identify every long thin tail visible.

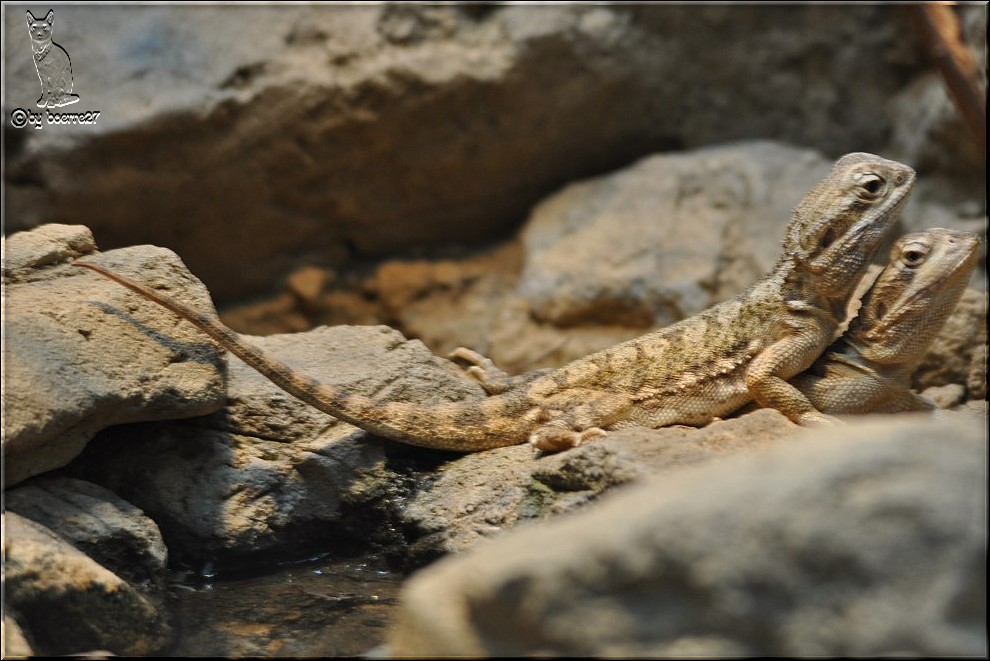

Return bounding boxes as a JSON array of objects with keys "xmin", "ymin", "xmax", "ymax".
[{"xmin": 72, "ymin": 261, "xmax": 530, "ymax": 450}]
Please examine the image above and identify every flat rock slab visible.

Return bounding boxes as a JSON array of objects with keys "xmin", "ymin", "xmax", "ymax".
[
  {"xmin": 2, "ymin": 224, "xmax": 225, "ymax": 487},
  {"xmin": 389, "ymin": 413, "xmax": 987, "ymax": 657}
]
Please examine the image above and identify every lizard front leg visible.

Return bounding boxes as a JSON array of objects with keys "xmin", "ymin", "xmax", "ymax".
[
  {"xmin": 791, "ymin": 360, "xmax": 935, "ymax": 415},
  {"xmin": 745, "ymin": 318, "xmax": 840, "ymax": 426}
]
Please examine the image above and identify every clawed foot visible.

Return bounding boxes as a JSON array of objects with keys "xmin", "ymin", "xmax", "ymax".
[
  {"xmin": 449, "ymin": 347, "xmax": 518, "ymax": 394},
  {"xmin": 529, "ymin": 427, "xmax": 607, "ymax": 454}
]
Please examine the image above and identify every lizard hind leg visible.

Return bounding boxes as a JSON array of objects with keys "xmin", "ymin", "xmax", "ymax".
[{"xmin": 449, "ymin": 347, "xmax": 548, "ymax": 394}]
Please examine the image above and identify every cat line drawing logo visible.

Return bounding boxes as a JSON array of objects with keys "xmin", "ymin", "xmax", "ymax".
[
  {"xmin": 28, "ymin": 9, "xmax": 78, "ymax": 107},
  {"xmin": 10, "ymin": 10, "xmax": 102, "ymax": 130}
]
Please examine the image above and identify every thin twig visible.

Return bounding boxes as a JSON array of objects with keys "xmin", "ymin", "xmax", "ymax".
[{"xmin": 908, "ymin": 3, "xmax": 986, "ymax": 155}]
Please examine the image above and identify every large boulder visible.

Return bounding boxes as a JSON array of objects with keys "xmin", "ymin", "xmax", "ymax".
[
  {"xmin": 2, "ymin": 224, "xmax": 225, "ymax": 487},
  {"xmin": 389, "ymin": 414, "xmax": 987, "ymax": 657}
]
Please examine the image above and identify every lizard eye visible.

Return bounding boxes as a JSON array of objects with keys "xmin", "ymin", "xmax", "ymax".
[
  {"xmin": 856, "ymin": 174, "xmax": 886, "ymax": 200},
  {"xmin": 902, "ymin": 249, "xmax": 927, "ymax": 267}
]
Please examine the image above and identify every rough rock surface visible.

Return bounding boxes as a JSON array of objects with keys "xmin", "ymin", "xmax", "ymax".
[
  {"xmin": 389, "ymin": 414, "xmax": 987, "ymax": 657},
  {"xmin": 7, "ymin": 4, "xmax": 979, "ymax": 302},
  {"xmin": 913, "ymin": 288, "xmax": 988, "ymax": 399},
  {"xmin": 516, "ymin": 142, "xmax": 830, "ymax": 328},
  {"xmin": 2, "ymin": 614, "xmax": 35, "ymax": 658},
  {"xmin": 2, "ymin": 225, "xmax": 225, "ymax": 487},
  {"xmin": 68, "ymin": 325, "xmax": 484, "ymax": 565},
  {"xmin": 4, "ymin": 477, "xmax": 168, "ymax": 593},
  {"xmin": 3, "ymin": 512, "xmax": 170, "ymax": 656},
  {"xmin": 400, "ymin": 409, "xmax": 796, "ymax": 562}
]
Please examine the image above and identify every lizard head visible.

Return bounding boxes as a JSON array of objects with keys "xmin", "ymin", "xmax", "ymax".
[
  {"xmin": 784, "ymin": 153, "xmax": 916, "ymax": 303},
  {"xmin": 849, "ymin": 227, "xmax": 981, "ymax": 367}
]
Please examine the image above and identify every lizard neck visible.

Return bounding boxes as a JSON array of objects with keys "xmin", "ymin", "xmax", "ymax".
[{"xmin": 767, "ymin": 254, "xmax": 847, "ymax": 325}]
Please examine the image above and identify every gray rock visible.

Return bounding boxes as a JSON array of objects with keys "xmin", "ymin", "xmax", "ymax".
[
  {"xmin": 71, "ymin": 325, "xmax": 486, "ymax": 564},
  {"xmin": 4, "ymin": 477, "xmax": 168, "ymax": 592},
  {"xmin": 2, "ymin": 225, "xmax": 225, "ymax": 487},
  {"xmin": 389, "ymin": 414, "xmax": 987, "ymax": 657},
  {"xmin": 517, "ymin": 141, "xmax": 831, "ymax": 327},
  {"xmin": 400, "ymin": 408, "xmax": 798, "ymax": 560},
  {"xmin": 3, "ymin": 512, "xmax": 170, "ymax": 656},
  {"xmin": 4, "ymin": 4, "xmax": 965, "ymax": 302}
]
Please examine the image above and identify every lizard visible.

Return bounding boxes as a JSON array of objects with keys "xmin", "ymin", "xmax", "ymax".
[
  {"xmin": 73, "ymin": 152, "xmax": 915, "ymax": 453},
  {"xmin": 789, "ymin": 227, "xmax": 981, "ymax": 414}
]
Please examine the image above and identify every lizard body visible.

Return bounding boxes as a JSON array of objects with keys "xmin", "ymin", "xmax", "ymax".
[
  {"xmin": 74, "ymin": 152, "xmax": 915, "ymax": 452},
  {"xmin": 791, "ymin": 228, "xmax": 981, "ymax": 414}
]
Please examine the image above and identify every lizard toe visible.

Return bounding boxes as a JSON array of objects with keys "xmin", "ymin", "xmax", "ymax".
[{"xmin": 529, "ymin": 426, "xmax": 607, "ymax": 454}]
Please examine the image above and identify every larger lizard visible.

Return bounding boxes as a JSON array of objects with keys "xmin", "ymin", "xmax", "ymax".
[
  {"xmin": 791, "ymin": 227, "xmax": 981, "ymax": 414},
  {"xmin": 74, "ymin": 152, "xmax": 915, "ymax": 452}
]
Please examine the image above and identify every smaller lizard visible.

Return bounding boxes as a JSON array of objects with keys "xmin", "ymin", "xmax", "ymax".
[{"xmin": 791, "ymin": 227, "xmax": 981, "ymax": 414}]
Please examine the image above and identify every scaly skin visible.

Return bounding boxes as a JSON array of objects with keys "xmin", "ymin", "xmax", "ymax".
[
  {"xmin": 74, "ymin": 152, "xmax": 914, "ymax": 453},
  {"xmin": 791, "ymin": 228, "xmax": 981, "ymax": 414}
]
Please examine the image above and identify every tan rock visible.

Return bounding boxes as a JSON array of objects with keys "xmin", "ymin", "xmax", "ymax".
[
  {"xmin": 2, "ymin": 224, "xmax": 225, "ymax": 487},
  {"xmin": 2, "ymin": 614, "xmax": 34, "ymax": 658},
  {"xmin": 3, "ymin": 512, "xmax": 170, "ymax": 656}
]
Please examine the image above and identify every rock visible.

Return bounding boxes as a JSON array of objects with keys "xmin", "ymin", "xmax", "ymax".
[
  {"xmin": 69, "ymin": 325, "xmax": 485, "ymax": 565},
  {"xmin": 389, "ymin": 414, "xmax": 987, "ymax": 657},
  {"xmin": 399, "ymin": 408, "xmax": 797, "ymax": 561},
  {"xmin": 2, "ymin": 225, "xmax": 225, "ymax": 487},
  {"xmin": 2, "ymin": 223, "xmax": 96, "ymax": 281},
  {"xmin": 516, "ymin": 141, "xmax": 830, "ymax": 328},
  {"xmin": 285, "ymin": 265, "xmax": 336, "ymax": 309},
  {"xmin": 3, "ymin": 512, "xmax": 170, "ymax": 656},
  {"xmin": 886, "ymin": 73, "xmax": 984, "ymax": 177},
  {"xmin": 921, "ymin": 383, "xmax": 967, "ymax": 409},
  {"xmin": 4, "ymin": 477, "xmax": 168, "ymax": 593},
  {"xmin": 913, "ymin": 288, "xmax": 987, "ymax": 398},
  {"xmin": 5, "ymin": 4, "xmax": 965, "ymax": 302},
  {"xmin": 3, "ymin": 614, "xmax": 35, "ymax": 658},
  {"xmin": 370, "ymin": 241, "xmax": 524, "ymax": 359}
]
